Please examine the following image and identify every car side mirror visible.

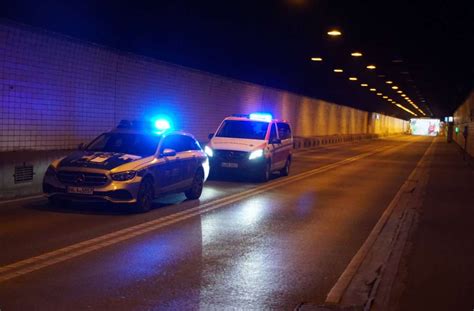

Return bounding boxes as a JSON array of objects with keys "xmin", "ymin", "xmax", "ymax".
[
  {"xmin": 208, "ymin": 133, "xmax": 214, "ymax": 140},
  {"xmin": 78, "ymin": 143, "xmax": 85, "ymax": 150},
  {"xmin": 270, "ymin": 138, "xmax": 282, "ymax": 144},
  {"xmin": 162, "ymin": 148, "xmax": 177, "ymax": 157}
]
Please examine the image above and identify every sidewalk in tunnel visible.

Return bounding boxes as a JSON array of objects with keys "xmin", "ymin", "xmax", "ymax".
[{"xmin": 392, "ymin": 137, "xmax": 474, "ymax": 311}]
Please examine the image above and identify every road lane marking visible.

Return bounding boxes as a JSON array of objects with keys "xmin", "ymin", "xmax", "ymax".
[
  {"xmin": 325, "ymin": 138, "xmax": 434, "ymax": 305},
  {"xmin": 0, "ymin": 142, "xmax": 411, "ymax": 283},
  {"xmin": 0, "ymin": 194, "xmax": 45, "ymax": 206}
]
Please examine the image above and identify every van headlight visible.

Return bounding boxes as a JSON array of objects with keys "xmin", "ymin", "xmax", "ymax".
[
  {"xmin": 111, "ymin": 170, "xmax": 137, "ymax": 181},
  {"xmin": 249, "ymin": 149, "xmax": 264, "ymax": 160},
  {"xmin": 204, "ymin": 146, "xmax": 214, "ymax": 157}
]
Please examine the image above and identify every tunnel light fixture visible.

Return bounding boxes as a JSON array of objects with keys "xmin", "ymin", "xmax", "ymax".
[
  {"xmin": 334, "ymin": 68, "xmax": 344, "ymax": 73},
  {"xmin": 366, "ymin": 65, "xmax": 376, "ymax": 70},
  {"xmin": 361, "ymin": 83, "xmax": 368, "ymax": 87},
  {"xmin": 396, "ymin": 103, "xmax": 417, "ymax": 116},
  {"xmin": 311, "ymin": 57, "xmax": 323, "ymax": 62},
  {"xmin": 327, "ymin": 29, "xmax": 342, "ymax": 36},
  {"xmin": 391, "ymin": 86, "xmax": 399, "ymax": 90},
  {"xmin": 351, "ymin": 52, "xmax": 363, "ymax": 57},
  {"xmin": 369, "ymin": 88, "xmax": 377, "ymax": 92},
  {"xmin": 383, "ymin": 96, "xmax": 388, "ymax": 99},
  {"xmin": 376, "ymin": 93, "xmax": 383, "ymax": 96},
  {"xmin": 385, "ymin": 81, "xmax": 393, "ymax": 84},
  {"xmin": 349, "ymin": 77, "xmax": 358, "ymax": 81}
]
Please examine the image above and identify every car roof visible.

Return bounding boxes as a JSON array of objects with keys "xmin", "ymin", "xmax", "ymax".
[
  {"xmin": 108, "ymin": 128, "xmax": 197, "ymax": 139},
  {"xmin": 223, "ymin": 116, "xmax": 289, "ymax": 123}
]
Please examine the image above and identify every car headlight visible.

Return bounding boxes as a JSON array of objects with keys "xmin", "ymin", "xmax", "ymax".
[
  {"xmin": 204, "ymin": 145, "xmax": 214, "ymax": 157},
  {"xmin": 249, "ymin": 149, "xmax": 264, "ymax": 160},
  {"xmin": 45, "ymin": 165, "xmax": 57, "ymax": 177},
  {"xmin": 111, "ymin": 170, "xmax": 137, "ymax": 181}
]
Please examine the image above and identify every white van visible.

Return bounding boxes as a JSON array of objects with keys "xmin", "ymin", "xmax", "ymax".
[{"xmin": 205, "ymin": 113, "xmax": 293, "ymax": 182}]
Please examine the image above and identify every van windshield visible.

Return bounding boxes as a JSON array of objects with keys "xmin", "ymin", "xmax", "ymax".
[{"xmin": 216, "ymin": 120, "xmax": 269, "ymax": 140}]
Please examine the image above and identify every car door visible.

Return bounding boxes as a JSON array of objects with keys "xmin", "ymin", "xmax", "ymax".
[
  {"xmin": 157, "ymin": 134, "xmax": 183, "ymax": 192},
  {"xmin": 177, "ymin": 135, "xmax": 201, "ymax": 188}
]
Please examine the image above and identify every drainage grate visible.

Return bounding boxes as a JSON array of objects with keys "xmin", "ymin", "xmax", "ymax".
[{"xmin": 14, "ymin": 164, "xmax": 35, "ymax": 184}]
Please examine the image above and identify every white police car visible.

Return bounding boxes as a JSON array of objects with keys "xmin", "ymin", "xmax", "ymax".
[
  {"xmin": 206, "ymin": 113, "xmax": 293, "ymax": 181},
  {"xmin": 43, "ymin": 119, "xmax": 209, "ymax": 212}
]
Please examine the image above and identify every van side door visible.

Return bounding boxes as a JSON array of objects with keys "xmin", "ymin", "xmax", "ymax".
[{"xmin": 277, "ymin": 122, "xmax": 292, "ymax": 165}]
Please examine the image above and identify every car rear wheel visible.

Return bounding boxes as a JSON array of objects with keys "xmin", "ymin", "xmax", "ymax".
[
  {"xmin": 135, "ymin": 177, "xmax": 154, "ymax": 213},
  {"xmin": 280, "ymin": 157, "xmax": 291, "ymax": 176},
  {"xmin": 185, "ymin": 169, "xmax": 204, "ymax": 200}
]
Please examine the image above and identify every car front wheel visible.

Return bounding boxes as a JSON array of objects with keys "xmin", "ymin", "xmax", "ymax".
[
  {"xmin": 185, "ymin": 169, "xmax": 204, "ymax": 200},
  {"xmin": 257, "ymin": 162, "xmax": 271, "ymax": 182},
  {"xmin": 135, "ymin": 177, "xmax": 154, "ymax": 213}
]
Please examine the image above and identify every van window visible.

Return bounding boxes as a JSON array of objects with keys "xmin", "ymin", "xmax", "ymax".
[{"xmin": 277, "ymin": 122, "xmax": 292, "ymax": 140}]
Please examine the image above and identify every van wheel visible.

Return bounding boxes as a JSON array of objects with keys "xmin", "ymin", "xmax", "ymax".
[
  {"xmin": 135, "ymin": 177, "xmax": 154, "ymax": 213},
  {"xmin": 280, "ymin": 157, "xmax": 291, "ymax": 176},
  {"xmin": 185, "ymin": 169, "xmax": 204, "ymax": 200},
  {"xmin": 258, "ymin": 162, "xmax": 271, "ymax": 182}
]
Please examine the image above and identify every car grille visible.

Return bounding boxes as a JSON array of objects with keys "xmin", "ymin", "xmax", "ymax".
[
  {"xmin": 214, "ymin": 150, "xmax": 249, "ymax": 161},
  {"xmin": 57, "ymin": 171, "xmax": 109, "ymax": 187}
]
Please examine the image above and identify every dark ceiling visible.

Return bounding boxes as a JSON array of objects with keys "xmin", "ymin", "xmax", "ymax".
[{"xmin": 1, "ymin": 0, "xmax": 473, "ymax": 119}]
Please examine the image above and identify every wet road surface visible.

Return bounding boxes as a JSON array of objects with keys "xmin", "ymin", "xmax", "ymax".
[{"xmin": 0, "ymin": 136, "xmax": 433, "ymax": 310}]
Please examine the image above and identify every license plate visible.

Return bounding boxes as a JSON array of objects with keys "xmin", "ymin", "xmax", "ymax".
[
  {"xmin": 221, "ymin": 162, "xmax": 238, "ymax": 168},
  {"xmin": 67, "ymin": 186, "xmax": 94, "ymax": 195}
]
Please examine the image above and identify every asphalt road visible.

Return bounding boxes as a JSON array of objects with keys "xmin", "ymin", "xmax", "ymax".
[{"xmin": 0, "ymin": 136, "xmax": 433, "ymax": 310}]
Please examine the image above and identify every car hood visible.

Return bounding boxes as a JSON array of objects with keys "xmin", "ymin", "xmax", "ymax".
[
  {"xmin": 58, "ymin": 151, "xmax": 144, "ymax": 170},
  {"xmin": 209, "ymin": 137, "xmax": 266, "ymax": 152}
]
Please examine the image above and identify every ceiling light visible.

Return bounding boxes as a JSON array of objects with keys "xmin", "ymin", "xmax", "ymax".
[
  {"xmin": 397, "ymin": 90, "xmax": 403, "ymax": 93},
  {"xmin": 327, "ymin": 29, "xmax": 342, "ymax": 36},
  {"xmin": 351, "ymin": 52, "xmax": 363, "ymax": 57},
  {"xmin": 376, "ymin": 93, "xmax": 382, "ymax": 96},
  {"xmin": 366, "ymin": 65, "xmax": 376, "ymax": 70},
  {"xmin": 349, "ymin": 77, "xmax": 358, "ymax": 81},
  {"xmin": 383, "ymin": 96, "xmax": 388, "ymax": 99},
  {"xmin": 334, "ymin": 69, "xmax": 343, "ymax": 73},
  {"xmin": 386, "ymin": 81, "xmax": 393, "ymax": 84},
  {"xmin": 392, "ymin": 86, "xmax": 399, "ymax": 90},
  {"xmin": 311, "ymin": 57, "xmax": 323, "ymax": 61},
  {"xmin": 369, "ymin": 88, "xmax": 376, "ymax": 92},
  {"xmin": 361, "ymin": 83, "xmax": 368, "ymax": 87}
]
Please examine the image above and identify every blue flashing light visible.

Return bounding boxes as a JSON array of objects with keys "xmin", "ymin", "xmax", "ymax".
[
  {"xmin": 154, "ymin": 119, "xmax": 171, "ymax": 131},
  {"xmin": 150, "ymin": 116, "xmax": 173, "ymax": 134},
  {"xmin": 249, "ymin": 113, "xmax": 273, "ymax": 122}
]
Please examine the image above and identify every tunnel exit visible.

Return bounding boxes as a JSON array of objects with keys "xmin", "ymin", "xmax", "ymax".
[{"xmin": 410, "ymin": 118, "xmax": 441, "ymax": 136}]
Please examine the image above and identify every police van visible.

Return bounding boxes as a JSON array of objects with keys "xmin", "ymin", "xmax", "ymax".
[
  {"xmin": 205, "ymin": 113, "xmax": 293, "ymax": 181},
  {"xmin": 43, "ymin": 119, "xmax": 209, "ymax": 212}
]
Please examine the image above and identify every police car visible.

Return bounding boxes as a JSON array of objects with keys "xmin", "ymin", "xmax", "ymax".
[
  {"xmin": 206, "ymin": 113, "xmax": 293, "ymax": 181},
  {"xmin": 43, "ymin": 119, "xmax": 209, "ymax": 212}
]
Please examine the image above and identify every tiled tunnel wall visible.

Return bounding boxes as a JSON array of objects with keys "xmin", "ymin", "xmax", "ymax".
[
  {"xmin": 453, "ymin": 91, "xmax": 474, "ymax": 157},
  {"xmin": 0, "ymin": 21, "xmax": 407, "ymax": 153}
]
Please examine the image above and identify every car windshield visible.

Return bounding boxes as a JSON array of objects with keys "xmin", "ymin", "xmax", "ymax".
[
  {"xmin": 216, "ymin": 120, "xmax": 269, "ymax": 140},
  {"xmin": 85, "ymin": 133, "xmax": 161, "ymax": 157}
]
